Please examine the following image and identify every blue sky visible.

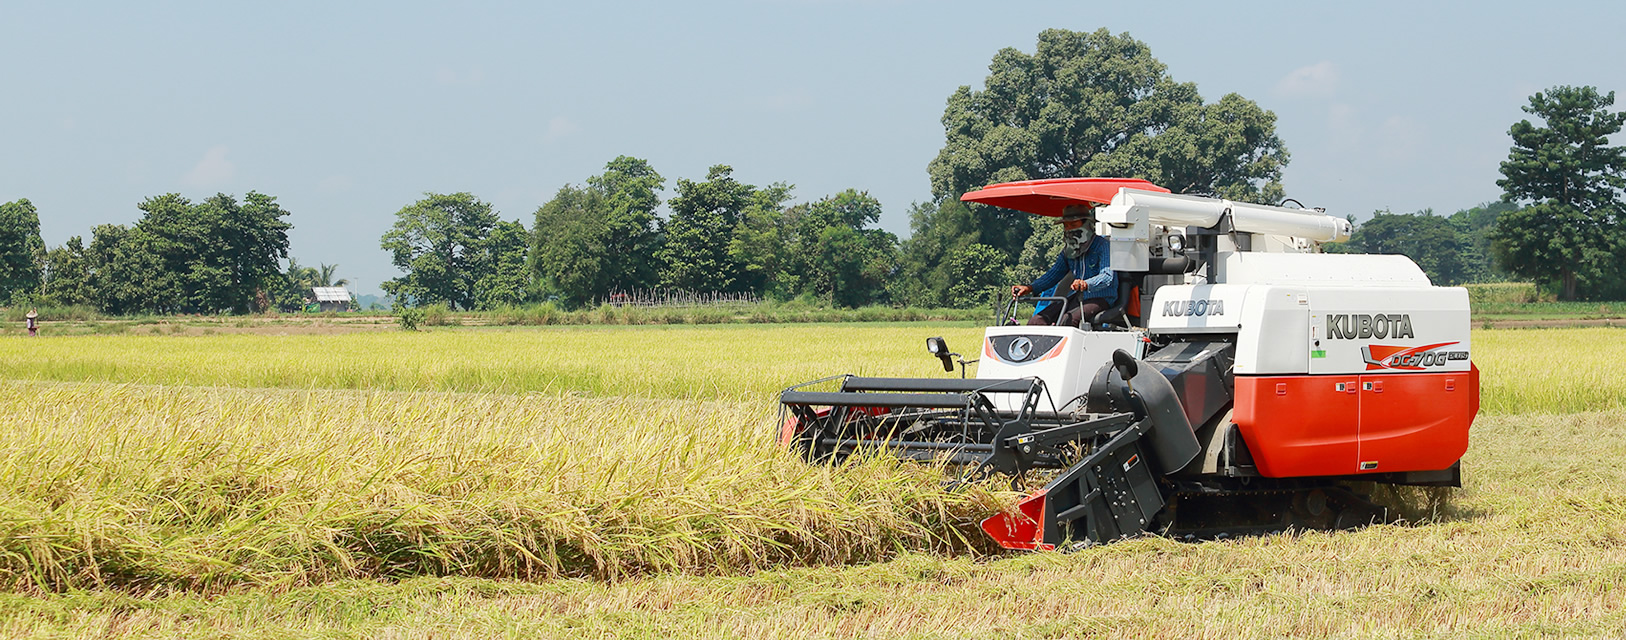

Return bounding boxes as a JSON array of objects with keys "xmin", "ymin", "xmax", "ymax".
[{"xmin": 4, "ymin": 1, "xmax": 1621, "ymax": 295}]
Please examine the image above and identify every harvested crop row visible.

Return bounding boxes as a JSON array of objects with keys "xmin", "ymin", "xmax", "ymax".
[{"xmin": 0, "ymin": 381, "xmax": 1004, "ymax": 592}]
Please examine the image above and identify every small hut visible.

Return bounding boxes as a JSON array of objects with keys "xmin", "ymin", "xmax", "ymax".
[{"xmin": 311, "ymin": 287, "xmax": 353, "ymax": 312}]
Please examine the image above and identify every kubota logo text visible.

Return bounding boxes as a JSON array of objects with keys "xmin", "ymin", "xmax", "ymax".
[
  {"xmin": 1360, "ymin": 342, "xmax": 1469, "ymax": 370},
  {"xmin": 1328, "ymin": 314, "xmax": 1415, "ymax": 340},
  {"xmin": 1162, "ymin": 299, "xmax": 1224, "ymax": 317}
]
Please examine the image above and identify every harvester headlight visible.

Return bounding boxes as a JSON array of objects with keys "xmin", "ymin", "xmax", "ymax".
[{"xmin": 1166, "ymin": 233, "xmax": 1186, "ymax": 254}]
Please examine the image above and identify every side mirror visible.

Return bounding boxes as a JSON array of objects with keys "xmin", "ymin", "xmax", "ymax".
[
  {"xmin": 926, "ymin": 337, "xmax": 954, "ymax": 372},
  {"xmin": 1111, "ymin": 348, "xmax": 1139, "ymax": 381}
]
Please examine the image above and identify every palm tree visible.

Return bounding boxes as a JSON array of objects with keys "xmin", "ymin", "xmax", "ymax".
[{"xmin": 316, "ymin": 263, "xmax": 349, "ymax": 288}]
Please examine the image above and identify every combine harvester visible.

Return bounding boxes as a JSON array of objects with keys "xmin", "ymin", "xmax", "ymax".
[{"xmin": 779, "ymin": 178, "xmax": 1478, "ymax": 551}]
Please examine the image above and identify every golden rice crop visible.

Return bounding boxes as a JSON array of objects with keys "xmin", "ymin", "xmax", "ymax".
[
  {"xmin": 1, "ymin": 408, "xmax": 1622, "ymax": 638},
  {"xmin": 1, "ymin": 325, "xmax": 1621, "ymax": 414},
  {"xmin": 1472, "ymin": 327, "xmax": 1626, "ymax": 414},
  {"xmin": 0, "ymin": 325, "xmax": 986, "ymax": 401},
  {"xmin": 0, "ymin": 323, "xmax": 1621, "ymax": 608},
  {"xmin": 0, "ymin": 381, "xmax": 1003, "ymax": 592}
]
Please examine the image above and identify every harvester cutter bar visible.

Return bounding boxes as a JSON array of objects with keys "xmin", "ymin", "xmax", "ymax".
[
  {"xmin": 779, "ymin": 391, "xmax": 970, "ymax": 409},
  {"xmin": 839, "ymin": 377, "xmax": 1041, "ymax": 393},
  {"xmin": 778, "ymin": 375, "xmax": 1055, "ymax": 467}
]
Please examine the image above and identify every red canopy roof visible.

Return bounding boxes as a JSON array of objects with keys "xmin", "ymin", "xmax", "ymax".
[{"xmin": 959, "ymin": 178, "xmax": 1170, "ymax": 217}]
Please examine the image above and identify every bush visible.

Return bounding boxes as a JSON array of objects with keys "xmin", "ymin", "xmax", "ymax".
[
  {"xmin": 1463, "ymin": 282, "xmax": 1542, "ymax": 305},
  {"xmin": 422, "ymin": 303, "xmax": 455, "ymax": 326},
  {"xmin": 395, "ymin": 305, "xmax": 425, "ymax": 331}
]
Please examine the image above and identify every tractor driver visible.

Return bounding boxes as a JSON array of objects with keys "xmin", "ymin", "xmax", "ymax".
[{"xmin": 1010, "ymin": 204, "xmax": 1117, "ymax": 327}]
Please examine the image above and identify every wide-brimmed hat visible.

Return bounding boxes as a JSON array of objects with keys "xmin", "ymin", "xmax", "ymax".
[{"xmin": 1059, "ymin": 204, "xmax": 1095, "ymax": 223}]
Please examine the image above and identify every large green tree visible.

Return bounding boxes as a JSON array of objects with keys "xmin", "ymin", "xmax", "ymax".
[
  {"xmin": 531, "ymin": 157, "xmax": 666, "ymax": 307},
  {"xmin": 658, "ymin": 165, "xmax": 789, "ymax": 293},
  {"xmin": 476, "ymin": 220, "xmax": 530, "ymax": 309},
  {"xmin": 380, "ymin": 192, "xmax": 500, "ymax": 309},
  {"xmin": 0, "ymin": 198, "xmax": 45, "ymax": 303},
  {"xmin": 531, "ymin": 185, "xmax": 612, "ymax": 307},
  {"xmin": 85, "ymin": 223, "xmax": 176, "ymax": 315},
  {"xmin": 892, "ymin": 199, "xmax": 980, "ymax": 307},
  {"xmin": 39, "ymin": 237, "xmax": 93, "ymax": 306},
  {"xmin": 1492, "ymin": 85, "xmax": 1626, "ymax": 300},
  {"xmin": 588, "ymin": 156, "xmax": 666, "ymax": 290},
  {"xmin": 927, "ymin": 28, "xmax": 1288, "ymax": 261},
  {"xmin": 72, "ymin": 192, "xmax": 291, "ymax": 314},
  {"xmin": 775, "ymin": 190, "xmax": 897, "ymax": 307},
  {"xmin": 190, "ymin": 193, "xmax": 295, "ymax": 313}
]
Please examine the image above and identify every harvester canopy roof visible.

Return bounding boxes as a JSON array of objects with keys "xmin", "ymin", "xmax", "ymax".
[{"xmin": 960, "ymin": 178, "xmax": 1169, "ymax": 217}]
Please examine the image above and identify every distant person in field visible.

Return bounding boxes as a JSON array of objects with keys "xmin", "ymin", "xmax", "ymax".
[{"xmin": 1010, "ymin": 204, "xmax": 1117, "ymax": 327}]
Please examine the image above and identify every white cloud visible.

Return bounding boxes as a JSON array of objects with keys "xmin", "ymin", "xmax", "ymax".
[
  {"xmin": 1276, "ymin": 61, "xmax": 1339, "ymax": 98},
  {"xmin": 181, "ymin": 145, "xmax": 234, "ymax": 188},
  {"xmin": 545, "ymin": 116, "xmax": 580, "ymax": 141}
]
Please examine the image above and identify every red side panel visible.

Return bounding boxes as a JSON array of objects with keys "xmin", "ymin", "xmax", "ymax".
[
  {"xmin": 1235, "ymin": 372, "xmax": 1477, "ymax": 478},
  {"xmin": 1234, "ymin": 375, "xmax": 1359, "ymax": 477},
  {"xmin": 1356, "ymin": 370, "xmax": 1475, "ymax": 474}
]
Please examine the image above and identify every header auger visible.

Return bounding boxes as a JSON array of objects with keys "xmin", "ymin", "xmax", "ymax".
[{"xmin": 779, "ymin": 178, "xmax": 1478, "ymax": 550}]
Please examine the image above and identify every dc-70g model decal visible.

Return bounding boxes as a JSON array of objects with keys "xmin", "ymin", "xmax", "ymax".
[{"xmin": 1360, "ymin": 342, "xmax": 1470, "ymax": 371}]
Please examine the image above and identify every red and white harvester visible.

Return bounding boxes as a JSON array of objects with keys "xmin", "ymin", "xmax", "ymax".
[{"xmin": 780, "ymin": 178, "xmax": 1478, "ymax": 550}]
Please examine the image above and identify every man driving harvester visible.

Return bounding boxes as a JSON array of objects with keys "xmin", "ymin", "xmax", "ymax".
[{"xmin": 1010, "ymin": 204, "xmax": 1116, "ymax": 326}]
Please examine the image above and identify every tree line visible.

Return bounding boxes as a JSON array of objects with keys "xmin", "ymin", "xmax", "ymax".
[
  {"xmin": 380, "ymin": 161, "xmax": 901, "ymax": 310},
  {"xmin": 4, "ymin": 29, "xmax": 1624, "ymax": 313}
]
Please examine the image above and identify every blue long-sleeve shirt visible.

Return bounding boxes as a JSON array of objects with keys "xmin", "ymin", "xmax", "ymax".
[{"xmin": 1031, "ymin": 236, "xmax": 1117, "ymax": 302}]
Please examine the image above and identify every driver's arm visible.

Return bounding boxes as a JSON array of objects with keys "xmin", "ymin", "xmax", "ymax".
[
  {"xmin": 1077, "ymin": 240, "xmax": 1117, "ymax": 297},
  {"xmin": 1028, "ymin": 252, "xmax": 1068, "ymax": 294}
]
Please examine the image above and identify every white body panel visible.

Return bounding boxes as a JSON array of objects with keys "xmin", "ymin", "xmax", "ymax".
[
  {"xmin": 1146, "ymin": 284, "xmax": 1249, "ymax": 334},
  {"xmin": 1222, "ymin": 252, "xmax": 1431, "ymax": 287},
  {"xmin": 1136, "ymin": 252, "xmax": 1473, "ymax": 375},
  {"xmin": 1306, "ymin": 287, "xmax": 1472, "ymax": 375},
  {"xmin": 976, "ymin": 325, "xmax": 1145, "ymax": 411}
]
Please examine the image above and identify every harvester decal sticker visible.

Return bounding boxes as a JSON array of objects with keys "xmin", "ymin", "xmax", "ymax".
[
  {"xmin": 983, "ymin": 335, "xmax": 1067, "ymax": 365},
  {"xmin": 1360, "ymin": 342, "xmax": 1469, "ymax": 371}
]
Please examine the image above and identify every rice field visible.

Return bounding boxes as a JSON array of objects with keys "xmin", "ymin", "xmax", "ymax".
[{"xmin": 0, "ymin": 324, "xmax": 1622, "ymax": 638}]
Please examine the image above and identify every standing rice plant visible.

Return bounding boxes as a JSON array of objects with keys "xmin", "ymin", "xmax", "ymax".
[{"xmin": 0, "ymin": 381, "xmax": 1004, "ymax": 592}]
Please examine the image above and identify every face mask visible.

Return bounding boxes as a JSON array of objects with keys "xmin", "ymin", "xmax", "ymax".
[{"xmin": 1062, "ymin": 225, "xmax": 1094, "ymax": 257}]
